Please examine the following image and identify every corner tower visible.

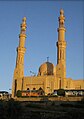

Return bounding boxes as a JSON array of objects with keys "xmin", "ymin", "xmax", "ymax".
[{"xmin": 56, "ymin": 9, "xmax": 67, "ymax": 80}]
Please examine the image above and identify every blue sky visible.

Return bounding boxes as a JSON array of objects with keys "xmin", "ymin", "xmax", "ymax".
[{"xmin": 0, "ymin": 1, "xmax": 84, "ymax": 92}]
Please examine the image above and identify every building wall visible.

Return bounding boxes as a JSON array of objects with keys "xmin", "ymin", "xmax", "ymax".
[
  {"xmin": 72, "ymin": 80, "xmax": 84, "ymax": 89},
  {"xmin": 13, "ymin": 75, "xmax": 61, "ymax": 96},
  {"xmin": 23, "ymin": 76, "xmax": 55, "ymax": 95},
  {"xmin": 12, "ymin": 75, "xmax": 84, "ymax": 97},
  {"xmin": 66, "ymin": 78, "xmax": 84, "ymax": 89}
]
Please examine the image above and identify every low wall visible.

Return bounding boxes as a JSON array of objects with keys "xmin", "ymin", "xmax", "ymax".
[
  {"xmin": 49, "ymin": 96, "xmax": 83, "ymax": 101},
  {"xmin": 15, "ymin": 96, "xmax": 83, "ymax": 102}
]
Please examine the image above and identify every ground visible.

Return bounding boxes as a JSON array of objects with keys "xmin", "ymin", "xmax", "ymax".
[{"xmin": 0, "ymin": 99, "xmax": 84, "ymax": 119}]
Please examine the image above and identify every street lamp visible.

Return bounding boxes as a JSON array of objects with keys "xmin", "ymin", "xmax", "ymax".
[
  {"xmin": 30, "ymin": 71, "xmax": 36, "ymax": 76},
  {"xmin": 30, "ymin": 71, "xmax": 36, "ymax": 96}
]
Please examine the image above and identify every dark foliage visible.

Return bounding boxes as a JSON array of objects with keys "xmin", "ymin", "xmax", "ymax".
[
  {"xmin": 16, "ymin": 90, "xmax": 22, "ymax": 97},
  {"xmin": 0, "ymin": 99, "xmax": 84, "ymax": 119},
  {"xmin": 0, "ymin": 99, "xmax": 23, "ymax": 119},
  {"xmin": 57, "ymin": 89, "xmax": 65, "ymax": 96}
]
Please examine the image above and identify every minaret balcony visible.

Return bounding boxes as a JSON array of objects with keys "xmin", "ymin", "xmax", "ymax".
[
  {"xmin": 19, "ymin": 34, "xmax": 26, "ymax": 38},
  {"xmin": 57, "ymin": 27, "xmax": 66, "ymax": 32},
  {"xmin": 17, "ymin": 47, "xmax": 26, "ymax": 53},
  {"xmin": 57, "ymin": 41, "xmax": 67, "ymax": 47}
]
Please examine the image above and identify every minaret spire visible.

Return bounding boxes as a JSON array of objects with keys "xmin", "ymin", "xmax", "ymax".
[
  {"xmin": 58, "ymin": 9, "xmax": 66, "ymax": 42},
  {"xmin": 14, "ymin": 17, "xmax": 27, "ymax": 79},
  {"xmin": 59, "ymin": 9, "xmax": 65, "ymax": 28},
  {"xmin": 56, "ymin": 9, "xmax": 67, "ymax": 79},
  {"xmin": 19, "ymin": 17, "xmax": 26, "ymax": 48}
]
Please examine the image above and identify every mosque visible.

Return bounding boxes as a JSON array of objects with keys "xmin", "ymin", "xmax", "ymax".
[{"xmin": 12, "ymin": 9, "xmax": 84, "ymax": 98}]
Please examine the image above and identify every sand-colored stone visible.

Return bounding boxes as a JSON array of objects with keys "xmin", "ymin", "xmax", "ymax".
[{"xmin": 12, "ymin": 10, "xmax": 84, "ymax": 98}]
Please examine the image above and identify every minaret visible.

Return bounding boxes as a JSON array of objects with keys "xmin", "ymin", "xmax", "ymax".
[
  {"xmin": 56, "ymin": 9, "xmax": 67, "ymax": 79},
  {"xmin": 12, "ymin": 17, "xmax": 27, "ymax": 97},
  {"xmin": 14, "ymin": 17, "xmax": 27, "ymax": 79}
]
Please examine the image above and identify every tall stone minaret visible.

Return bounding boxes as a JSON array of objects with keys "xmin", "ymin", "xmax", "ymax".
[
  {"xmin": 12, "ymin": 17, "xmax": 27, "ymax": 97},
  {"xmin": 56, "ymin": 9, "xmax": 67, "ymax": 80},
  {"xmin": 14, "ymin": 17, "xmax": 27, "ymax": 79}
]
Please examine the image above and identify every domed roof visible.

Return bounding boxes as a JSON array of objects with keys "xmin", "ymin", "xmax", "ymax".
[{"xmin": 38, "ymin": 62, "xmax": 54, "ymax": 76}]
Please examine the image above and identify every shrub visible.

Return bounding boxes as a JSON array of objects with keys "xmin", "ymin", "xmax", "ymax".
[
  {"xmin": 57, "ymin": 89, "xmax": 65, "ymax": 96},
  {"xmin": 0, "ymin": 99, "xmax": 23, "ymax": 119},
  {"xmin": 16, "ymin": 90, "xmax": 22, "ymax": 97}
]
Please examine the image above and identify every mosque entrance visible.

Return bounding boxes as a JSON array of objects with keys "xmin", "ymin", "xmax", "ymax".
[{"xmin": 38, "ymin": 87, "xmax": 44, "ymax": 95}]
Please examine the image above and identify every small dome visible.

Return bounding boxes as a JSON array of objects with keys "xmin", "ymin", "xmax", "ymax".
[{"xmin": 38, "ymin": 62, "xmax": 54, "ymax": 76}]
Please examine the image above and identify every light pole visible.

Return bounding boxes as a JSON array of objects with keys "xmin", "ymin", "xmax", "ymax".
[
  {"xmin": 30, "ymin": 71, "xmax": 36, "ymax": 96},
  {"xmin": 30, "ymin": 71, "xmax": 36, "ymax": 76}
]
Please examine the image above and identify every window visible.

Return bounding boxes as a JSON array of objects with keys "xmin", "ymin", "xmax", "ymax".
[
  {"xmin": 33, "ymin": 88, "xmax": 36, "ymax": 90},
  {"xmin": 27, "ymin": 88, "xmax": 30, "ymax": 90},
  {"xmin": 14, "ymin": 79, "xmax": 17, "ymax": 96}
]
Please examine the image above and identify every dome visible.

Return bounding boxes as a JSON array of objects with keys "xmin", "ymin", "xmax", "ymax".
[{"xmin": 38, "ymin": 62, "xmax": 54, "ymax": 76}]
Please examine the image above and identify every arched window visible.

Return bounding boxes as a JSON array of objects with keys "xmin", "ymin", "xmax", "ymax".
[
  {"xmin": 33, "ymin": 88, "xmax": 36, "ymax": 90},
  {"xmin": 27, "ymin": 88, "xmax": 30, "ymax": 90},
  {"xmin": 59, "ymin": 79, "xmax": 61, "ymax": 89},
  {"xmin": 14, "ymin": 79, "xmax": 17, "ymax": 96}
]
